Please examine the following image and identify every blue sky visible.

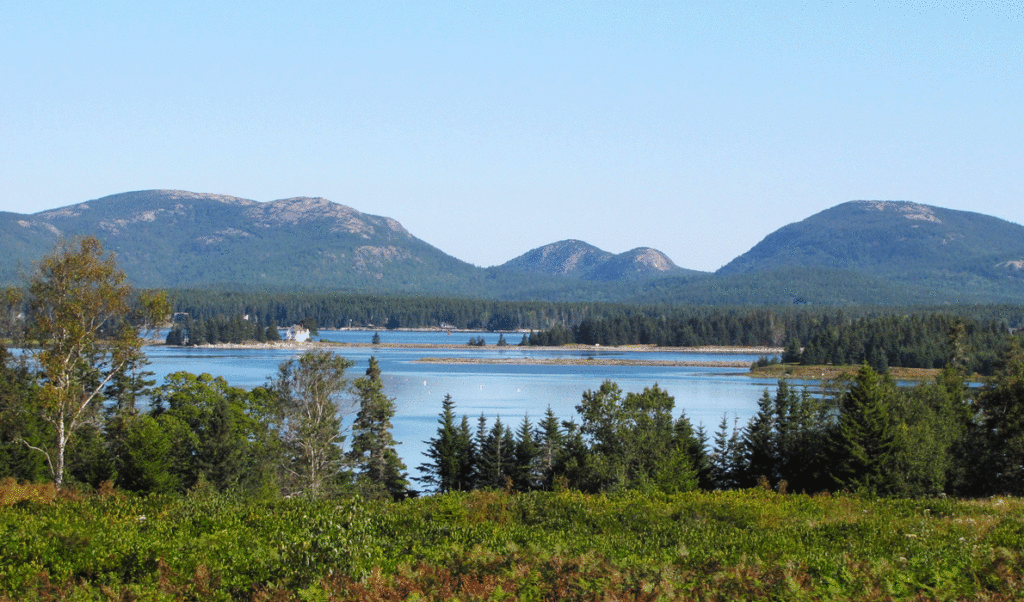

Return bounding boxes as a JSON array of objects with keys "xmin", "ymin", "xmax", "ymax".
[{"xmin": 2, "ymin": 1, "xmax": 1021, "ymax": 272}]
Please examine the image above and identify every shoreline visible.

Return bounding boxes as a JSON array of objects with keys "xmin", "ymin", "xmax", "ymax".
[
  {"xmin": 154, "ymin": 341, "xmax": 778, "ymax": 370},
  {"xmin": 156, "ymin": 341, "xmax": 782, "ymax": 354},
  {"xmin": 414, "ymin": 356, "xmax": 753, "ymax": 368}
]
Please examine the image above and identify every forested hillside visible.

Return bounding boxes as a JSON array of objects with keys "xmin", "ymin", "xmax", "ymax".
[{"xmin": 4, "ymin": 192, "xmax": 1024, "ymax": 303}]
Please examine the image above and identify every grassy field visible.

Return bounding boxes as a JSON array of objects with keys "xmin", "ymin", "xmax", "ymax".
[{"xmin": 2, "ymin": 480, "xmax": 1023, "ymax": 601}]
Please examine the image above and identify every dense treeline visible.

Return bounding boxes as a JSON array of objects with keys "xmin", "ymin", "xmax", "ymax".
[
  {"xmin": 1, "ymin": 349, "xmax": 411, "ymax": 501},
  {"xmin": 415, "ymin": 342, "xmax": 1024, "ymax": 499},
  {"xmin": 529, "ymin": 308, "xmax": 1024, "ymax": 375},
  {"xmin": 165, "ymin": 289, "xmax": 1024, "ymax": 375},
  {"xmin": 7, "ymin": 339, "xmax": 1024, "ymax": 501},
  {"xmin": 164, "ymin": 314, "xmax": 283, "ymax": 345},
  {"xmin": 166, "ymin": 288, "xmax": 1024, "ymax": 334},
  {"xmin": 167, "ymin": 289, "xmax": 598, "ymax": 331}
]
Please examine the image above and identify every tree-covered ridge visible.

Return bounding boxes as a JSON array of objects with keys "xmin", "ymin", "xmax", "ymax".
[
  {"xmin": 499, "ymin": 239, "xmax": 694, "ymax": 282},
  {"xmin": 4, "ymin": 192, "xmax": 1024, "ymax": 303},
  {"xmin": 1, "ymin": 189, "xmax": 482, "ymax": 292},
  {"xmin": 718, "ymin": 200, "xmax": 1024, "ymax": 286}
]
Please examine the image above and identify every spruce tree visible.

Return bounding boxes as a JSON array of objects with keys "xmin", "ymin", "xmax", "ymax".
[
  {"xmin": 829, "ymin": 364, "xmax": 898, "ymax": 494},
  {"xmin": 537, "ymin": 406, "xmax": 563, "ymax": 489},
  {"xmin": 348, "ymin": 357, "xmax": 408, "ymax": 499},
  {"xmin": 513, "ymin": 415, "xmax": 540, "ymax": 491},
  {"xmin": 417, "ymin": 394, "xmax": 469, "ymax": 493}
]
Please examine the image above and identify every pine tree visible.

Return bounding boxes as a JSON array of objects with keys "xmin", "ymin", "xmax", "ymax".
[
  {"xmin": 971, "ymin": 340, "xmax": 1024, "ymax": 496},
  {"xmin": 829, "ymin": 364, "xmax": 898, "ymax": 494},
  {"xmin": 536, "ymin": 406, "xmax": 563, "ymax": 489},
  {"xmin": 478, "ymin": 416, "xmax": 515, "ymax": 489},
  {"xmin": 513, "ymin": 415, "xmax": 540, "ymax": 491},
  {"xmin": 348, "ymin": 357, "xmax": 408, "ymax": 499},
  {"xmin": 417, "ymin": 394, "xmax": 471, "ymax": 493},
  {"xmin": 710, "ymin": 413, "xmax": 743, "ymax": 490}
]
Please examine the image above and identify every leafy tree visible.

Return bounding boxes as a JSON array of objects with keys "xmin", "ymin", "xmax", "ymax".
[
  {"xmin": 883, "ymin": 376, "xmax": 963, "ymax": 497},
  {"xmin": 268, "ymin": 350, "xmax": 355, "ymax": 496},
  {"xmin": 575, "ymin": 381, "xmax": 697, "ymax": 493},
  {"xmin": 152, "ymin": 372, "xmax": 277, "ymax": 493},
  {"xmin": 15, "ymin": 237, "xmax": 168, "ymax": 488},
  {"xmin": 348, "ymin": 357, "xmax": 408, "ymax": 499}
]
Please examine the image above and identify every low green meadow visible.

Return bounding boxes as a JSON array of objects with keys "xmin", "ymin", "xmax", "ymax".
[{"xmin": 2, "ymin": 482, "xmax": 1023, "ymax": 601}]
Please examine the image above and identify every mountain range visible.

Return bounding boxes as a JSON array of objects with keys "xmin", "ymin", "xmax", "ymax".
[{"xmin": 2, "ymin": 190, "xmax": 1022, "ymax": 305}]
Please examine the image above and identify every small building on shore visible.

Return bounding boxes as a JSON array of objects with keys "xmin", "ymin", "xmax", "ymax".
[{"xmin": 285, "ymin": 325, "xmax": 310, "ymax": 342}]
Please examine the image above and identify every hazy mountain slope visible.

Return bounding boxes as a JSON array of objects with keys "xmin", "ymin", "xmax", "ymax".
[
  {"xmin": 4, "ymin": 192, "xmax": 1024, "ymax": 305},
  {"xmin": 627, "ymin": 266, "xmax": 1004, "ymax": 306},
  {"xmin": 1, "ymin": 190, "xmax": 482, "ymax": 291},
  {"xmin": 588, "ymin": 247, "xmax": 690, "ymax": 281},
  {"xmin": 498, "ymin": 241, "xmax": 693, "ymax": 282},
  {"xmin": 497, "ymin": 240, "xmax": 614, "ymax": 277},
  {"xmin": 717, "ymin": 201, "xmax": 1024, "ymax": 294}
]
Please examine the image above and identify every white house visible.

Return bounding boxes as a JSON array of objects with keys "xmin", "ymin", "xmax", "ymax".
[{"xmin": 285, "ymin": 325, "xmax": 310, "ymax": 342}]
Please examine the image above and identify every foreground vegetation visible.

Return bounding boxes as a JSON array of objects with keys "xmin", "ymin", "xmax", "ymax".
[{"xmin": 2, "ymin": 485, "xmax": 1023, "ymax": 601}]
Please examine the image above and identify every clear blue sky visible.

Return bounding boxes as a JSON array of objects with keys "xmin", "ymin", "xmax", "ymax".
[{"xmin": 2, "ymin": 1, "xmax": 1021, "ymax": 272}]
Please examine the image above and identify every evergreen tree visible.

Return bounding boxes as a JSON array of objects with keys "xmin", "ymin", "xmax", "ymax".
[
  {"xmin": 265, "ymin": 318, "xmax": 281, "ymax": 342},
  {"xmin": 710, "ymin": 413, "xmax": 743, "ymax": 490},
  {"xmin": 0, "ymin": 346, "xmax": 49, "ymax": 482},
  {"xmin": 116, "ymin": 414, "xmax": 177, "ymax": 493},
  {"xmin": 513, "ymin": 415, "xmax": 540, "ymax": 491},
  {"xmin": 536, "ymin": 406, "xmax": 564, "ymax": 489},
  {"xmin": 742, "ymin": 388, "xmax": 778, "ymax": 487},
  {"xmin": 478, "ymin": 416, "xmax": 515, "ymax": 489},
  {"xmin": 971, "ymin": 340, "xmax": 1024, "ymax": 496},
  {"xmin": 829, "ymin": 364, "xmax": 898, "ymax": 494},
  {"xmin": 348, "ymin": 357, "xmax": 409, "ymax": 499},
  {"xmin": 417, "ymin": 394, "xmax": 462, "ymax": 493},
  {"xmin": 456, "ymin": 415, "xmax": 476, "ymax": 490}
]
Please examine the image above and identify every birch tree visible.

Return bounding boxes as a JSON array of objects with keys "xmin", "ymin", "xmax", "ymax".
[
  {"xmin": 270, "ymin": 350, "xmax": 355, "ymax": 496},
  {"xmin": 20, "ymin": 237, "xmax": 168, "ymax": 488}
]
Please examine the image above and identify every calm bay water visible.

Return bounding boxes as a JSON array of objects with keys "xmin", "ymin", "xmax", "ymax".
[{"xmin": 144, "ymin": 331, "xmax": 788, "ymax": 484}]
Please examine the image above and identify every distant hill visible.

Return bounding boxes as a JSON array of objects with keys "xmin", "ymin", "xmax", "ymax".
[
  {"xmin": 717, "ymin": 200, "xmax": 1024, "ymax": 299},
  {"xmin": 3, "ymin": 192, "xmax": 1023, "ymax": 305},
  {"xmin": 0, "ymin": 190, "xmax": 481, "ymax": 292},
  {"xmin": 497, "ymin": 240, "xmax": 692, "ymax": 282}
]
